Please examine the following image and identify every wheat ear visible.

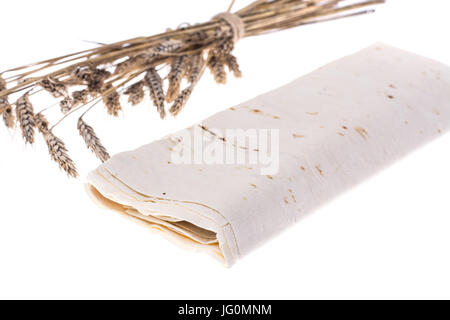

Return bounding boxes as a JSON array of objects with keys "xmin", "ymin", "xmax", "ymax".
[
  {"xmin": 166, "ymin": 55, "xmax": 189, "ymax": 103},
  {"xmin": 0, "ymin": 76, "xmax": 15, "ymax": 128},
  {"xmin": 2, "ymin": 106, "xmax": 15, "ymax": 129},
  {"xmin": 186, "ymin": 54, "xmax": 205, "ymax": 84},
  {"xmin": 35, "ymin": 112, "xmax": 50, "ymax": 134},
  {"xmin": 101, "ymin": 84, "xmax": 122, "ymax": 116},
  {"xmin": 39, "ymin": 78, "xmax": 68, "ymax": 98},
  {"xmin": 15, "ymin": 93, "xmax": 36, "ymax": 144},
  {"xmin": 145, "ymin": 68, "xmax": 166, "ymax": 119},
  {"xmin": 77, "ymin": 118, "xmax": 110, "ymax": 163},
  {"xmin": 208, "ymin": 55, "xmax": 227, "ymax": 84},
  {"xmin": 60, "ymin": 97, "xmax": 73, "ymax": 114},
  {"xmin": 123, "ymin": 81, "xmax": 145, "ymax": 106},
  {"xmin": 170, "ymin": 85, "xmax": 194, "ymax": 116},
  {"xmin": 44, "ymin": 131, "xmax": 78, "ymax": 178},
  {"xmin": 224, "ymin": 53, "xmax": 242, "ymax": 78}
]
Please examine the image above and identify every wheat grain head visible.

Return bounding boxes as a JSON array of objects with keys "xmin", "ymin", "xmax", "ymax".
[
  {"xmin": 15, "ymin": 93, "xmax": 36, "ymax": 144},
  {"xmin": 44, "ymin": 131, "xmax": 78, "ymax": 178},
  {"xmin": 77, "ymin": 118, "xmax": 110, "ymax": 163},
  {"xmin": 145, "ymin": 68, "xmax": 166, "ymax": 119}
]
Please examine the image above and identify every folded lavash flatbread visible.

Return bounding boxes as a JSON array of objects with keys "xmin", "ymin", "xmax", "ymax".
[{"xmin": 87, "ymin": 44, "xmax": 450, "ymax": 267}]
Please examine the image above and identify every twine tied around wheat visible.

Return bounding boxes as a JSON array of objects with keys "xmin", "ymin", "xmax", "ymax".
[
  {"xmin": 213, "ymin": 12, "xmax": 246, "ymax": 43},
  {"xmin": 0, "ymin": 0, "xmax": 385, "ymax": 177}
]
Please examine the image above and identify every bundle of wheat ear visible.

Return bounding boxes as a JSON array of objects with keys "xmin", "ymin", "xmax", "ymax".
[{"xmin": 0, "ymin": 0, "xmax": 384, "ymax": 177}]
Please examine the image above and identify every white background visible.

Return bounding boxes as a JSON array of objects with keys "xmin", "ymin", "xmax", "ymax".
[{"xmin": 1, "ymin": 0, "xmax": 449, "ymax": 299}]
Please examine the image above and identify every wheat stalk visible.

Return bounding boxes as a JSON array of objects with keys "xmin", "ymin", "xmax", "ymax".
[{"xmin": 0, "ymin": 0, "xmax": 384, "ymax": 177}]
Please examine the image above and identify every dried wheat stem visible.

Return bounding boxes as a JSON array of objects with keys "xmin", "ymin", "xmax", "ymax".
[
  {"xmin": 44, "ymin": 131, "xmax": 78, "ymax": 178},
  {"xmin": 116, "ymin": 39, "xmax": 184, "ymax": 76},
  {"xmin": 77, "ymin": 118, "xmax": 110, "ymax": 163}
]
